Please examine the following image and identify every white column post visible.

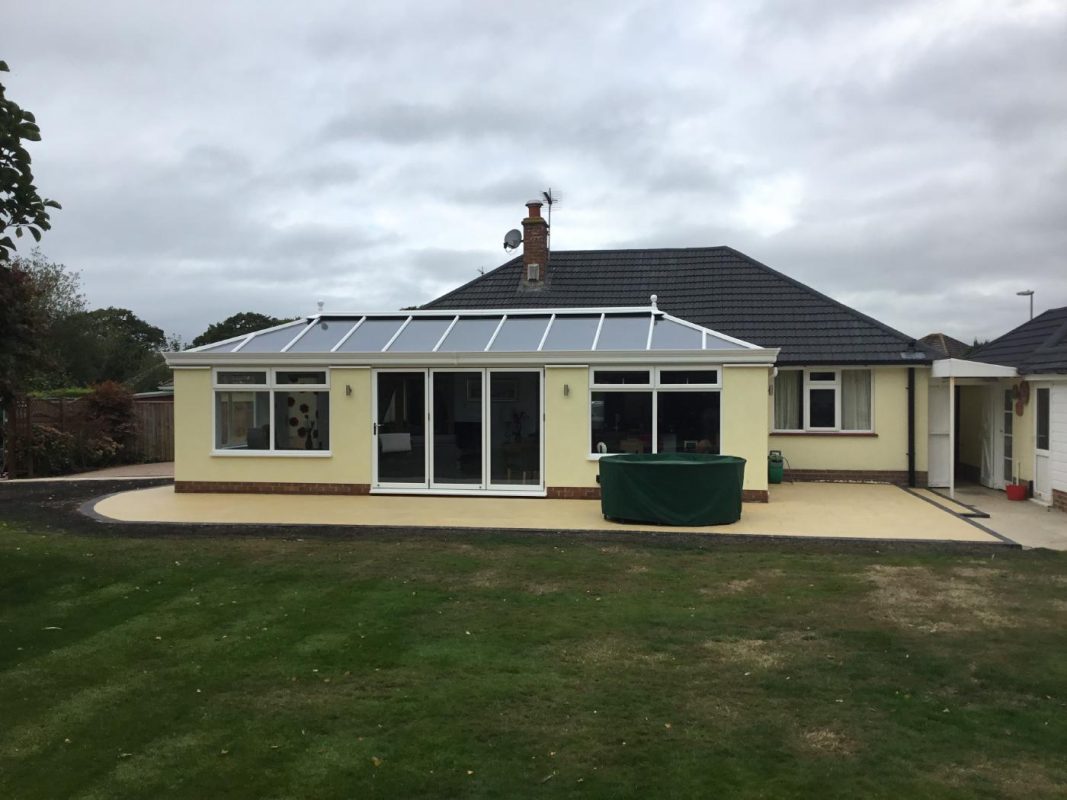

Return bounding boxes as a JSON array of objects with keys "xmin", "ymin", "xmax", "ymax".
[{"xmin": 948, "ymin": 375, "xmax": 956, "ymax": 499}]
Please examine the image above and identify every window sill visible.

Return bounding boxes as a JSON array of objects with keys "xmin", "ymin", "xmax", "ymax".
[
  {"xmin": 770, "ymin": 431, "xmax": 877, "ymax": 437},
  {"xmin": 211, "ymin": 450, "xmax": 333, "ymax": 458}
]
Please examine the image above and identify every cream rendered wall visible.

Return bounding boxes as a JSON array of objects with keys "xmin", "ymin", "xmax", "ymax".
[
  {"xmin": 544, "ymin": 366, "xmax": 597, "ymax": 488},
  {"xmin": 721, "ymin": 366, "xmax": 770, "ymax": 492},
  {"xmin": 1012, "ymin": 387, "xmax": 1035, "ymax": 483},
  {"xmin": 543, "ymin": 364, "xmax": 770, "ymax": 493},
  {"xmin": 173, "ymin": 367, "xmax": 372, "ymax": 485},
  {"xmin": 768, "ymin": 366, "xmax": 930, "ymax": 473}
]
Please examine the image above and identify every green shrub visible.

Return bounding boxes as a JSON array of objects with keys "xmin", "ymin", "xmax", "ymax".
[
  {"xmin": 84, "ymin": 381, "xmax": 136, "ymax": 464},
  {"xmin": 16, "ymin": 424, "xmax": 78, "ymax": 476}
]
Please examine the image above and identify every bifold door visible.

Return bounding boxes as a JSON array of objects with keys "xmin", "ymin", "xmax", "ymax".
[{"xmin": 373, "ymin": 369, "xmax": 542, "ymax": 493}]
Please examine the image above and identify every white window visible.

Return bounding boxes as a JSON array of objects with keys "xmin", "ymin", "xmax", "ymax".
[
  {"xmin": 590, "ymin": 366, "xmax": 721, "ymax": 455},
  {"xmin": 773, "ymin": 368, "xmax": 872, "ymax": 432},
  {"xmin": 1036, "ymin": 387, "xmax": 1050, "ymax": 451},
  {"xmin": 213, "ymin": 368, "xmax": 331, "ymax": 454}
]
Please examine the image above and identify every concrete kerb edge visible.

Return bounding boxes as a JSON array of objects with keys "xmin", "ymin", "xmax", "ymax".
[
  {"xmin": 923, "ymin": 488, "xmax": 992, "ymax": 518},
  {"xmin": 901, "ymin": 486, "xmax": 1017, "ymax": 546}
]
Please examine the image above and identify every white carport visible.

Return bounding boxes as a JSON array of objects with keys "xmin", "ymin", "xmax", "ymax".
[{"xmin": 929, "ymin": 358, "xmax": 1017, "ymax": 498}]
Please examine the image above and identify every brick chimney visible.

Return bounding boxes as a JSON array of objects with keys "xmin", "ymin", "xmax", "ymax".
[{"xmin": 521, "ymin": 200, "xmax": 549, "ymax": 284}]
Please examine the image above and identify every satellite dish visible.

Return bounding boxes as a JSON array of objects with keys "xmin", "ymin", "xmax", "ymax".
[{"xmin": 503, "ymin": 229, "xmax": 523, "ymax": 251}]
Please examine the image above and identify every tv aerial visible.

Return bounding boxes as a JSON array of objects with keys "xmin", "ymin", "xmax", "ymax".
[
  {"xmin": 541, "ymin": 187, "xmax": 560, "ymax": 227},
  {"xmin": 503, "ymin": 228, "xmax": 523, "ymax": 251}
]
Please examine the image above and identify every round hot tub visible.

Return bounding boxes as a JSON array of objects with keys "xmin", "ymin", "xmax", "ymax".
[{"xmin": 598, "ymin": 453, "xmax": 747, "ymax": 526}]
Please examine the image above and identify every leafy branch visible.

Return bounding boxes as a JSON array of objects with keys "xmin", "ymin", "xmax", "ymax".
[{"xmin": 0, "ymin": 60, "xmax": 61, "ymax": 262}]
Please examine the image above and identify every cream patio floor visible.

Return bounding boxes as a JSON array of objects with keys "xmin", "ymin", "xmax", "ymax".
[{"xmin": 91, "ymin": 483, "xmax": 1005, "ymax": 543}]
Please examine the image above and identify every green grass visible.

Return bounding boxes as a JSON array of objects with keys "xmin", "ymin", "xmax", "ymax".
[{"xmin": 1, "ymin": 521, "xmax": 1066, "ymax": 799}]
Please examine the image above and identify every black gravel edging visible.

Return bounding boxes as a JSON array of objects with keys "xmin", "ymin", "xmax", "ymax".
[{"xmin": 0, "ymin": 478, "xmax": 1027, "ymax": 557}]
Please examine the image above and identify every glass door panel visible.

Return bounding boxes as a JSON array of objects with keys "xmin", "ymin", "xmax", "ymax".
[
  {"xmin": 375, "ymin": 372, "xmax": 426, "ymax": 485},
  {"xmin": 488, "ymin": 371, "xmax": 542, "ymax": 488},
  {"xmin": 432, "ymin": 371, "xmax": 484, "ymax": 486}
]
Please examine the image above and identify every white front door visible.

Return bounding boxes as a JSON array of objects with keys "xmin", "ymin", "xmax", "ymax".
[
  {"xmin": 1052, "ymin": 385, "xmax": 1067, "ymax": 501},
  {"xmin": 927, "ymin": 381, "xmax": 951, "ymax": 488},
  {"xmin": 1034, "ymin": 385, "xmax": 1051, "ymax": 503}
]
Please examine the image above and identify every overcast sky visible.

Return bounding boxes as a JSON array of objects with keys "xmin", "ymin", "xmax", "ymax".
[{"xmin": 5, "ymin": 0, "xmax": 1066, "ymax": 345}]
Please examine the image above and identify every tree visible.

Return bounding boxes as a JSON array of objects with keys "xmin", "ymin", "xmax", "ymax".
[
  {"xmin": 1, "ymin": 60, "xmax": 60, "ymax": 262},
  {"xmin": 8, "ymin": 250, "xmax": 86, "ymax": 389},
  {"xmin": 60, "ymin": 307, "xmax": 170, "ymax": 392},
  {"xmin": 1, "ymin": 61, "xmax": 61, "ymax": 409},
  {"xmin": 0, "ymin": 264, "xmax": 36, "ymax": 404},
  {"xmin": 191, "ymin": 312, "xmax": 290, "ymax": 348}
]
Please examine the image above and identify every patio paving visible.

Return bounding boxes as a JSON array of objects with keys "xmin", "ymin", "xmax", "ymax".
[
  {"xmin": 10, "ymin": 462, "xmax": 174, "ymax": 482},
  {"xmin": 920, "ymin": 484, "xmax": 1067, "ymax": 551},
  {"xmin": 91, "ymin": 482, "xmax": 1006, "ymax": 544}
]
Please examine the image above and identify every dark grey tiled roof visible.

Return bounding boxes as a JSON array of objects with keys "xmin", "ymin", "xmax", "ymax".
[
  {"xmin": 969, "ymin": 306, "xmax": 1067, "ymax": 374},
  {"xmin": 426, "ymin": 247, "xmax": 932, "ymax": 365},
  {"xmin": 920, "ymin": 332, "xmax": 972, "ymax": 359}
]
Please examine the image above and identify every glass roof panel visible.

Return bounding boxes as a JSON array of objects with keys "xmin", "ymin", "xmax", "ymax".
[
  {"xmin": 436, "ymin": 317, "xmax": 501, "ymax": 352},
  {"xmin": 541, "ymin": 315, "xmax": 599, "ymax": 351},
  {"xmin": 286, "ymin": 318, "xmax": 358, "ymax": 352},
  {"xmin": 595, "ymin": 315, "xmax": 651, "ymax": 351},
  {"xmin": 705, "ymin": 332, "xmax": 748, "ymax": 350},
  {"xmin": 185, "ymin": 310, "xmax": 753, "ymax": 356},
  {"xmin": 196, "ymin": 339, "xmax": 244, "ymax": 353},
  {"xmin": 337, "ymin": 317, "xmax": 407, "ymax": 352},
  {"xmin": 650, "ymin": 318, "xmax": 703, "ymax": 350},
  {"xmin": 387, "ymin": 318, "xmax": 453, "ymax": 352},
  {"xmin": 239, "ymin": 324, "xmax": 309, "ymax": 353},
  {"xmin": 489, "ymin": 316, "xmax": 551, "ymax": 351}
]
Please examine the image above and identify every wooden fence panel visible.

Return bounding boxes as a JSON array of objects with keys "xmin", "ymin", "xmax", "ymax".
[
  {"xmin": 133, "ymin": 401, "xmax": 175, "ymax": 462},
  {"xmin": 2, "ymin": 396, "xmax": 174, "ymax": 478}
]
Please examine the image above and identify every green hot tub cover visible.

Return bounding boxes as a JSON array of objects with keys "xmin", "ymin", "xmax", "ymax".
[{"xmin": 599, "ymin": 453, "xmax": 747, "ymax": 526}]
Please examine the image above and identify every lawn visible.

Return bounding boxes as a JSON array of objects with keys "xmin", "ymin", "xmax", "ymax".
[{"xmin": 1, "ymin": 513, "xmax": 1066, "ymax": 798}]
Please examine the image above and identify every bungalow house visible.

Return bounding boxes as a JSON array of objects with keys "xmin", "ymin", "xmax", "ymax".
[
  {"xmin": 164, "ymin": 201, "xmax": 941, "ymax": 503},
  {"xmin": 934, "ymin": 307, "xmax": 1067, "ymax": 511}
]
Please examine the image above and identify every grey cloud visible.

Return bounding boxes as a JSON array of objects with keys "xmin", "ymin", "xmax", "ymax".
[{"xmin": 2, "ymin": 0, "xmax": 1064, "ymax": 347}]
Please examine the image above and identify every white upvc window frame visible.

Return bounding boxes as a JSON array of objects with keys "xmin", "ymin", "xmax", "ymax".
[
  {"xmin": 588, "ymin": 365, "xmax": 723, "ymax": 458},
  {"xmin": 211, "ymin": 367, "xmax": 332, "ymax": 457},
  {"xmin": 804, "ymin": 369, "xmax": 840, "ymax": 432},
  {"xmin": 772, "ymin": 367, "xmax": 874, "ymax": 434},
  {"xmin": 590, "ymin": 368, "xmax": 653, "ymax": 388},
  {"xmin": 654, "ymin": 366, "xmax": 722, "ymax": 389}
]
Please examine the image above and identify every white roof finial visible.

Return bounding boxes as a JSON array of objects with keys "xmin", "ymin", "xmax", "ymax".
[{"xmin": 650, "ymin": 294, "xmax": 658, "ymax": 309}]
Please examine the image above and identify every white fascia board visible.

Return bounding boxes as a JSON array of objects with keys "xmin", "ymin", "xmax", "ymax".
[
  {"xmin": 165, "ymin": 347, "xmax": 779, "ymax": 369},
  {"xmin": 1021, "ymin": 372, "xmax": 1067, "ymax": 382},
  {"xmin": 931, "ymin": 358, "xmax": 1018, "ymax": 379}
]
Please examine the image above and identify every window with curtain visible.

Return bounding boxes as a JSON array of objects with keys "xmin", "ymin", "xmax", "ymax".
[
  {"xmin": 841, "ymin": 369, "xmax": 872, "ymax": 431},
  {"xmin": 773, "ymin": 370, "xmax": 803, "ymax": 430},
  {"xmin": 773, "ymin": 368, "xmax": 872, "ymax": 432}
]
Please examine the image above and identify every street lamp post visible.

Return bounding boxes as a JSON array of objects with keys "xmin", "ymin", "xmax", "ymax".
[{"xmin": 1017, "ymin": 290, "xmax": 1034, "ymax": 321}]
